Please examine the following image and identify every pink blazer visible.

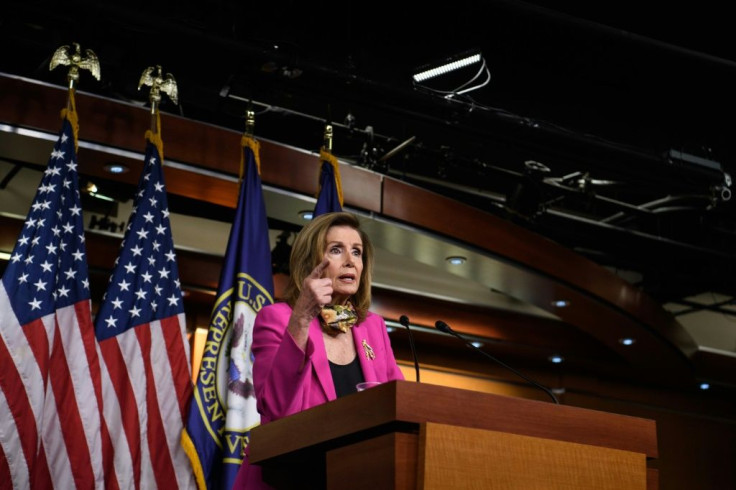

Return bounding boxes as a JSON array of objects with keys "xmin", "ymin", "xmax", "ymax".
[{"xmin": 234, "ymin": 302, "xmax": 404, "ymax": 489}]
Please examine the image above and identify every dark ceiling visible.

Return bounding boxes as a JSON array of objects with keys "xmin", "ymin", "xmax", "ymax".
[{"xmin": 3, "ymin": 0, "xmax": 736, "ymax": 307}]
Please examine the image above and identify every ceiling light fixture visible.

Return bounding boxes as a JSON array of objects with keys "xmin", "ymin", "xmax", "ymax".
[
  {"xmin": 412, "ymin": 49, "xmax": 490, "ymax": 98},
  {"xmin": 470, "ymin": 341, "xmax": 484, "ymax": 348},
  {"xmin": 446, "ymin": 256, "xmax": 466, "ymax": 265},
  {"xmin": 548, "ymin": 355, "xmax": 564, "ymax": 364},
  {"xmin": 413, "ymin": 51, "xmax": 482, "ymax": 83},
  {"xmin": 699, "ymin": 382, "xmax": 710, "ymax": 390},
  {"xmin": 551, "ymin": 299, "xmax": 569, "ymax": 308},
  {"xmin": 619, "ymin": 337, "xmax": 636, "ymax": 346},
  {"xmin": 104, "ymin": 162, "xmax": 129, "ymax": 174}
]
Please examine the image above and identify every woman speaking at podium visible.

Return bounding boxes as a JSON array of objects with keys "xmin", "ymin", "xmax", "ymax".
[{"xmin": 234, "ymin": 211, "xmax": 404, "ymax": 488}]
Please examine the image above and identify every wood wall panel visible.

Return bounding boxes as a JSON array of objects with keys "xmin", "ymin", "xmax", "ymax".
[
  {"xmin": 0, "ymin": 75, "xmax": 702, "ymax": 381},
  {"xmin": 380, "ymin": 176, "xmax": 697, "ymax": 378}
]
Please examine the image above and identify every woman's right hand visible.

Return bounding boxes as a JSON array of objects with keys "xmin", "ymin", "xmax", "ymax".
[
  {"xmin": 288, "ymin": 258, "xmax": 332, "ymax": 345},
  {"xmin": 299, "ymin": 257, "xmax": 333, "ymax": 316}
]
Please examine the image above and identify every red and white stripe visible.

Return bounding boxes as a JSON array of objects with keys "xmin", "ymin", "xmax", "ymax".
[
  {"xmin": 97, "ymin": 313, "xmax": 195, "ymax": 490},
  {"xmin": 0, "ymin": 283, "xmax": 107, "ymax": 489}
]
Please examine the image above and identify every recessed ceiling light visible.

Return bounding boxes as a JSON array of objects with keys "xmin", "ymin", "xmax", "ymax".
[
  {"xmin": 298, "ymin": 210, "xmax": 314, "ymax": 220},
  {"xmin": 699, "ymin": 382, "xmax": 710, "ymax": 390},
  {"xmin": 104, "ymin": 163, "xmax": 129, "ymax": 174},
  {"xmin": 446, "ymin": 256, "xmax": 466, "ymax": 265},
  {"xmin": 548, "ymin": 355, "xmax": 564, "ymax": 364},
  {"xmin": 551, "ymin": 299, "xmax": 569, "ymax": 308},
  {"xmin": 619, "ymin": 337, "xmax": 636, "ymax": 346}
]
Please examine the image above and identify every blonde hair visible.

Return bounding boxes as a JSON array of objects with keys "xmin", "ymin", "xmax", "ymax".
[{"xmin": 284, "ymin": 212, "xmax": 373, "ymax": 322}]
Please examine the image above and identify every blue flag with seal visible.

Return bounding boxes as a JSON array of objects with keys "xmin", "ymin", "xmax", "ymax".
[
  {"xmin": 183, "ymin": 135, "xmax": 274, "ymax": 490},
  {"xmin": 313, "ymin": 148, "xmax": 344, "ymax": 216}
]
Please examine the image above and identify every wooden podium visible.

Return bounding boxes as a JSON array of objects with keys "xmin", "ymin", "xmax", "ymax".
[{"xmin": 249, "ymin": 381, "xmax": 658, "ymax": 489}]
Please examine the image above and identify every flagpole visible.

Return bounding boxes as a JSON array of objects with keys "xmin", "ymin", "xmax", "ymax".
[
  {"xmin": 245, "ymin": 106, "xmax": 255, "ymax": 138},
  {"xmin": 0, "ymin": 41, "xmax": 106, "ymax": 489},
  {"xmin": 150, "ymin": 96, "xmax": 159, "ymax": 133},
  {"xmin": 323, "ymin": 122, "xmax": 333, "ymax": 154},
  {"xmin": 183, "ymin": 100, "xmax": 275, "ymax": 490},
  {"xmin": 96, "ymin": 63, "xmax": 194, "ymax": 489},
  {"xmin": 313, "ymin": 122, "xmax": 344, "ymax": 216},
  {"xmin": 241, "ymin": 106, "xmax": 256, "ymax": 182}
]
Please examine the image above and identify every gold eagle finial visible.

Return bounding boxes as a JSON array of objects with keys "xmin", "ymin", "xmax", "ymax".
[
  {"xmin": 323, "ymin": 123, "xmax": 333, "ymax": 153},
  {"xmin": 138, "ymin": 65, "xmax": 179, "ymax": 106},
  {"xmin": 49, "ymin": 43, "xmax": 101, "ymax": 88}
]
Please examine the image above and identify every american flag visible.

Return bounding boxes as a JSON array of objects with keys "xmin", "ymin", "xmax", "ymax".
[
  {"xmin": 93, "ymin": 132, "xmax": 195, "ymax": 489},
  {"xmin": 0, "ymin": 112, "xmax": 108, "ymax": 488}
]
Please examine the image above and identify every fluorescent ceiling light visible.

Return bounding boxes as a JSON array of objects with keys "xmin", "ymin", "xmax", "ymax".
[{"xmin": 413, "ymin": 53, "xmax": 482, "ymax": 83}]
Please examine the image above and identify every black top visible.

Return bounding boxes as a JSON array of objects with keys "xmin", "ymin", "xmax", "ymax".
[{"xmin": 329, "ymin": 355, "xmax": 364, "ymax": 398}]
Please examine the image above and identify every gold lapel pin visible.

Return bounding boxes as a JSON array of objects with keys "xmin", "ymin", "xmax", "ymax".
[{"xmin": 362, "ymin": 339, "xmax": 375, "ymax": 360}]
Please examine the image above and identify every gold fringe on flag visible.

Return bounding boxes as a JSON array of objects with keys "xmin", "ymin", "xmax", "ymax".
[
  {"xmin": 318, "ymin": 148, "xmax": 344, "ymax": 207},
  {"xmin": 241, "ymin": 135, "xmax": 262, "ymax": 182},
  {"xmin": 144, "ymin": 110, "xmax": 165, "ymax": 161},
  {"xmin": 181, "ymin": 431, "xmax": 207, "ymax": 490},
  {"xmin": 60, "ymin": 89, "xmax": 80, "ymax": 152}
]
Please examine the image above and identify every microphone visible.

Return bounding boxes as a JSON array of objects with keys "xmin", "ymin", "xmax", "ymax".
[
  {"xmin": 399, "ymin": 315, "xmax": 420, "ymax": 383},
  {"xmin": 435, "ymin": 320, "xmax": 559, "ymax": 404}
]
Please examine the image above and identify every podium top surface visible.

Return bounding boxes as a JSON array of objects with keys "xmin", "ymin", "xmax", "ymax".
[{"xmin": 249, "ymin": 380, "xmax": 657, "ymax": 463}]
